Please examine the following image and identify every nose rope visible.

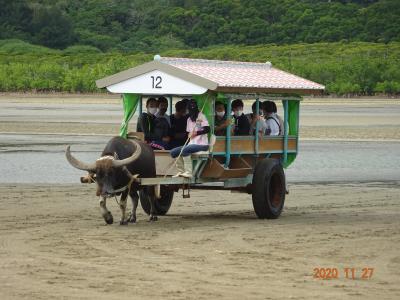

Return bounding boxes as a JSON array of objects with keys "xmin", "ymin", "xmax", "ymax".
[
  {"xmin": 88, "ymin": 173, "xmax": 97, "ymax": 184},
  {"xmin": 114, "ymin": 174, "xmax": 136, "ymax": 206}
]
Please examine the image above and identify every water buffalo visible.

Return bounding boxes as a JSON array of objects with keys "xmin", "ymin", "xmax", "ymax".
[{"xmin": 66, "ymin": 136, "xmax": 158, "ymax": 224}]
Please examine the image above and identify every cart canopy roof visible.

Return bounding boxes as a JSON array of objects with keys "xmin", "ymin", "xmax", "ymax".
[{"xmin": 96, "ymin": 56, "xmax": 325, "ymax": 95}]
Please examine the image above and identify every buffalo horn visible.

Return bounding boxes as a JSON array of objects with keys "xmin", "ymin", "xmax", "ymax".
[
  {"xmin": 112, "ymin": 140, "xmax": 142, "ymax": 168},
  {"xmin": 65, "ymin": 145, "xmax": 96, "ymax": 171}
]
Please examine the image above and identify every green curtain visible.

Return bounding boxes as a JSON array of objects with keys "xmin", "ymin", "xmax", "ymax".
[
  {"xmin": 216, "ymin": 92, "xmax": 228, "ymax": 105},
  {"xmin": 119, "ymin": 93, "xmax": 140, "ymax": 138},
  {"xmin": 283, "ymin": 100, "xmax": 300, "ymax": 168}
]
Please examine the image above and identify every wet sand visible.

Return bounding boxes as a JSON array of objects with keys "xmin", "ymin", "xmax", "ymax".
[
  {"xmin": 1, "ymin": 94, "xmax": 400, "ymax": 140},
  {"xmin": 0, "ymin": 94, "xmax": 400, "ymax": 299},
  {"xmin": 0, "ymin": 183, "xmax": 399, "ymax": 299}
]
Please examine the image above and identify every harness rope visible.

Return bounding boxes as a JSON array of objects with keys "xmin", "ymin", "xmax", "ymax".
[{"xmin": 88, "ymin": 165, "xmax": 137, "ymax": 203}]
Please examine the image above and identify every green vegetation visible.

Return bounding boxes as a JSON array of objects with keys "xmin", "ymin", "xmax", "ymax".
[
  {"xmin": 1, "ymin": 1, "xmax": 399, "ymax": 51},
  {"xmin": 0, "ymin": 1, "xmax": 399, "ymax": 95},
  {"xmin": 1, "ymin": 40, "xmax": 399, "ymax": 95}
]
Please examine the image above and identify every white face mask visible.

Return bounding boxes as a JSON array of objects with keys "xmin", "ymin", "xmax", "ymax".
[
  {"xmin": 148, "ymin": 107, "xmax": 157, "ymax": 115},
  {"xmin": 234, "ymin": 110, "xmax": 243, "ymax": 117},
  {"xmin": 216, "ymin": 111, "xmax": 225, "ymax": 117}
]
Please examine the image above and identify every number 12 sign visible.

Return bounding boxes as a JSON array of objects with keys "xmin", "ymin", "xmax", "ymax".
[
  {"xmin": 151, "ymin": 76, "xmax": 162, "ymax": 89},
  {"xmin": 107, "ymin": 70, "xmax": 208, "ymax": 94}
]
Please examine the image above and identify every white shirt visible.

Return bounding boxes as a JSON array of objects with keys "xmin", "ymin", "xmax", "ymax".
[
  {"xmin": 246, "ymin": 113, "xmax": 267, "ymax": 135},
  {"xmin": 187, "ymin": 112, "xmax": 209, "ymax": 145},
  {"xmin": 258, "ymin": 119, "xmax": 268, "ymax": 134},
  {"xmin": 265, "ymin": 113, "xmax": 281, "ymax": 136}
]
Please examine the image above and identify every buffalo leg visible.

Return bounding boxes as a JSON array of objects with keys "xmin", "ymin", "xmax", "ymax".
[
  {"xmin": 99, "ymin": 197, "xmax": 113, "ymax": 224},
  {"xmin": 148, "ymin": 186, "xmax": 158, "ymax": 222},
  {"xmin": 119, "ymin": 190, "xmax": 129, "ymax": 225},
  {"xmin": 127, "ymin": 190, "xmax": 139, "ymax": 223}
]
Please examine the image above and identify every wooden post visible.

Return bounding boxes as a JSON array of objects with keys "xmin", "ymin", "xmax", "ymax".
[
  {"xmin": 168, "ymin": 95, "xmax": 173, "ymax": 116},
  {"xmin": 255, "ymin": 98, "xmax": 260, "ymax": 155},
  {"xmin": 139, "ymin": 95, "xmax": 143, "ymax": 115},
  {"xmin": 283, "ymin": 99, "xmax": 289, "ymax": 165},
  {"xmin": 225, "ymin": 97, "xmax": 232, "ymax": 168},
  {"xmin": 296, "ymin": 99, "xmax": 300, "ymax": 154}
]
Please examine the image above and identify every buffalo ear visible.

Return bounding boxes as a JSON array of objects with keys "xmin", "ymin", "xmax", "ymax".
[{"xmin": 113, "ymin": 152, "xmax": 119, "ymax": 160}]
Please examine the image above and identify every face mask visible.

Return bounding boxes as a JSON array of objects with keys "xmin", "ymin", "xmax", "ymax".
[
  {"xmin": 148, "ymin": 107, "xmax": 157, "ymax": 115},
  {"xmin": 234, "ymin": 110, "xmax": 243, "ymax": 117},
  {"xmin": 216, "ymin": 111, "xmax": 225, "ymax": 117}
]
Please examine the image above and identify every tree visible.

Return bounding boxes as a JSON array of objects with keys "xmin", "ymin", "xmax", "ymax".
[
  {"xmin": 30, "ymin": 4, "xmax": 75, "ymax": 48},
  {"xmin": 0, "ymin": 0, "xmax": 33, "ymax": 40}
]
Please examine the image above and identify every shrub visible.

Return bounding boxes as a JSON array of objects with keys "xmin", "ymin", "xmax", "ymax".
[{"xmin": 63, "ymin": 45, "xmax": 102, "ymax": 55}]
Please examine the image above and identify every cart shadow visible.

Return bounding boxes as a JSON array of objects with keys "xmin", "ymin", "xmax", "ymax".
[
  {"xmin": 160, "ymin": 207, "xmax": 393, "ymax": 227},
  {"xmin": 163, "ymin": 211, "xmax": 257, "ymax": 222}
]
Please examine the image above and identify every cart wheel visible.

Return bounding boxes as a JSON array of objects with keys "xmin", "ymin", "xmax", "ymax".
[
  {"xmin": 139, "ymin": 185, "xmax": 174, "ymax": 216},
  {"xmin": 252, "ymin": 158, "xmax": 285, "ymax": 219}
]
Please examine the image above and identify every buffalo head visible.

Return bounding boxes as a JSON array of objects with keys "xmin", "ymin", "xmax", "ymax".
[{"xmin": 66, "ymin": 140, "xmax": 141, "ymax": 197}]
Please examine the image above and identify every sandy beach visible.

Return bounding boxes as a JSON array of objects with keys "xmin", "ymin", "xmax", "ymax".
[
  {"xmin": 0, "ymin": 183, "xmax": 399, "ymax": 299},
  {"xmin": 0, "ymin": 94, "xmax": 399, "ymax": 299}
]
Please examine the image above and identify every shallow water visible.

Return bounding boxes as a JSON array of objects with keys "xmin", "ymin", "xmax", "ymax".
[
  {"xmin": 1, "ymin": 133, "xmax": 399, "ymax": 183},
  {"xmin": 286, "ymin": 140, "xmax": 400, "ymax": 183},
  {"xmin": 1, "ymin": 97, "xmax": 399, "ymax": 184}
]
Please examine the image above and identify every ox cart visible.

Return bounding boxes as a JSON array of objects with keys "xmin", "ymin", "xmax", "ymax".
[{"xmin": 92, "ymin": 56, "xmax": 324, "ymax": 220}]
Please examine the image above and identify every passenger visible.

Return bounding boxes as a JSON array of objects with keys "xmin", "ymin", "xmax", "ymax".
[
  {"xmin": 263, "ymin": 101, "xmax": 282, "ymax": 136},
  {"xmin": 169, "ymin": 100, "xmax": 189, "ymax": 148},
  {"xmin": 136, "ymin": 97, "xmax": 169, "ymax": 150},
  {"xmin": 214, "ymin": 101, "xmax": 232, "ymax": 136},
  {"xmin": 271, "ymin": 101, "xmax": 284, "ymax": 134},
  {"xmin": 170, "ymin": 99, "xmax": 210, "ymax": 178},
  {"xmin": 153, "ymin": 96, "xmax": 171, "ymax": 149},
  {"xmin": 155, "ymin": 96, "xmax": 171, "ymax": 126},
  {"xmin": 231, "ymin": 99, "xmax": 251, "ymax": 136},
  {"xmin": 181, "ymin": 98, "xmax": 189, "ymax": 113},
  {"xmin": 137, "ymin": 97, "xmax": 158, "ymax": 142},
  {"xmin": 246, "ymin": 101, "xmax": 267, "ymax": 135}
]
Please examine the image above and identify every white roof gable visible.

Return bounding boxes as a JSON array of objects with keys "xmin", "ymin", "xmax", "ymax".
[
  {"xmin": 96, "ymin": 56, "xmax": 325, "ymax": 95},
  {"xmin": 107, "ymin": 69, "xmax": 208, "ymax": 95}
]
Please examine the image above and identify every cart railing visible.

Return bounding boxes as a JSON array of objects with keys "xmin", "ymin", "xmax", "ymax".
[{"xmin": 211, "ymin": 135, "xmax": 297, "ymax": 155}]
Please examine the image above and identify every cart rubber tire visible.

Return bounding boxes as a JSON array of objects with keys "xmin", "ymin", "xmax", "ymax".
[
  {"xmin": 252, "ymin": 158, "xmax": 285, "ymax": 219},
  {"xmin": 139, "ymin": 185, "xmax": 174, "ymax": 216}
]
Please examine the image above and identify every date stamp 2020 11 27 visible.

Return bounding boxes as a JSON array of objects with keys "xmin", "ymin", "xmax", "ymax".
[{"xmin": 313, "ymin": 267, "xmax": 374, "ymax": 280}]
